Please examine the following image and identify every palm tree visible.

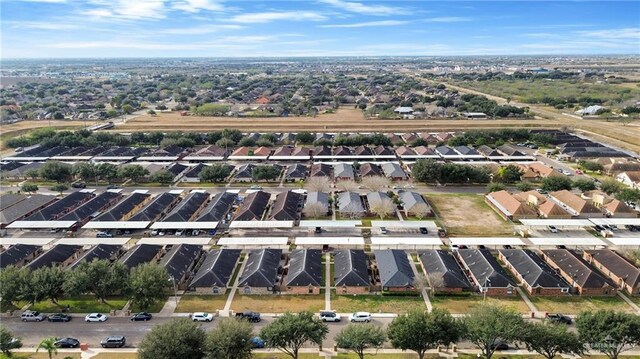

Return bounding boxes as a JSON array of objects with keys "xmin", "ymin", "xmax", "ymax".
[{"xmin": 36, "ymin": 337, "xmax": 57, "ymax": 359}]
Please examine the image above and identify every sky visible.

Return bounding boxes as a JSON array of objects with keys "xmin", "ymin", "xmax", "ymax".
[{"xmin": 1, "ymin": 0, "xmax": 639, "ymax": 58}]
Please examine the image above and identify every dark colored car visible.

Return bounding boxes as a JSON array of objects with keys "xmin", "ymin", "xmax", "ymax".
[
  {"xmin": 71, "ymin": 182, "xmax": 86, "ymax": 189},
  {"xmin": 101, "ymin": 336, "xmax": 126, "ymax": 348},
  {"xmin": 106, "ymin": 185, "xmax": 119, "ymax": 190},
  {"xmin": 547, "ymin": 313, "xmax": 572, "ymax": 325},
  {"xmin": 235, "ymin": 311, "xmax": 261, "ymax": 322},
  {"xmin": 492, "ymin": 342, "xmax": 509, "ymax": 351},
  {"xmin": 48, "ymin": 313, "xmax": 71, "ymax": 322},
  {"xmin": 250, "ymin": 337, "xmax": 265, "ymax": 348},
  {"xmin": 419, "ymin": 227, "xmax": 428, "ymax": 234},
  {"xmin": 130, "ymin": 312, "xmax": 153, "ymax": 321},
  {"xmin": 55, "ymin": 337, "xmax": 80, "ymax": 348}
]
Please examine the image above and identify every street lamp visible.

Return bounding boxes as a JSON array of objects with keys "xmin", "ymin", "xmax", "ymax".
[
  {"xmin": 483, "ymin": 277, "xmax": 491, "ymax": 302},
  {"xmin": 168, "ymin": 275, "xmax": 177, "ymax": 303}
]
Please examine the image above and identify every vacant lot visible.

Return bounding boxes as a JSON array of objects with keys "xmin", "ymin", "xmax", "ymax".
[
  {"xmin": 426, "ymin": 193, "xmax": 514, "ymax": 237},
  {"xmin": 529, "ymin": 296, "xmax": 635, "ymax": 314},
  {"xmin": 430, "ymin": 295, "xmax": 530, "ymax": 314},
  {"xmin": 232, "ymin": 294, "xmax": 325, "ymax": 313},
  {"xmin": 28, "ymin": 296, "xmax": 127, "ymax": 313},
  {"xmin": 331, "ymin": 294, "xmax": 425, "ymax": 314},
  {"xmin": 175, "ymin": 293, "xmax": 229, "ymax": 313}
]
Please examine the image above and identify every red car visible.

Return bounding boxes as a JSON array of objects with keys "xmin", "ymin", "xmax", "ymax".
[{"xmin": 575, "ymin": 170, "xmax": 583, "ymax": 175}]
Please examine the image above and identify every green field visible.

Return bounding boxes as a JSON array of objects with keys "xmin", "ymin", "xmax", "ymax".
[
  {"xmin": 331, "ymin": 293, "xmax": 425, "ymax": 314},
  {"xmin": 28, "ymin": 296, "xmax": 128, "ymax": 313}
]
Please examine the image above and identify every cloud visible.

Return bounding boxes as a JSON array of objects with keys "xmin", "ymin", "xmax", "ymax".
[
  {"xmin": 80, "ymin": 0, "xmax": 167, "ymax": 20},
  {"xmin": 574, "ymin": 28, "xmax": 640, "ymax": 40},
  {"xmin": 319, "ymin": 0, "xmax": 409, "ymax": 16},
  {"xmin": 320, "ymin": 20, "xmax": 409, "ymax": 28},
  {"xmin": 161, "ymin": 24, "xmax": 242, "ymax": 35},
  {"xmin": 227, "ymin": 11, "xmax": 327, "ymax": 23},
  {"xmin": 12, "ymin": 0, "xmax": 67, "ymax": 2},
  {"xmin": 8, "ymin": 21, "xmax": 79, "ymax": 30},
  {"xmin": 423, "ymin": 16, "xmax": 471, "ymax": 23},
  {"xmin": 172, "ymin": 0, "xmax": 225, "ymax": 13}
]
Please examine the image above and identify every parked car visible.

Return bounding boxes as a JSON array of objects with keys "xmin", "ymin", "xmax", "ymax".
[
  {"xmin": 176, "ymin": 229, "xmax": 184, "ymax": 236},
  {"xmin": 548, "ymin": 225, "xmax": 558, "ymax": 233},
  {"xmin": 106, "ymin": 185, "xmax": 119, "ymax": 190},
  {"xmin": 101, "ymin": 336, "xmax": 126, "ymax": 348},
  {"xmin": 419, "ymin": 227, "xmax": 429, "ymax": 235},
  {"xmin": 249, "ymin": 185, "xmax": 262, "ymax": 190},
  {"xmin": 492, "ymin": 342, "xmax": 510, "ymax": 351},
  {"xmin": 250, "ymin": 337, "xmax": 265, "ymax": 348},
  {"xmin": 54, "ymin": 337, "xmax": 80, "ymax": 348},
  {"xmin": 71, "ymin": 182, "xmax": 86, "ymax": 189},
  {"xmin": 536, "ymin": 189, "xmax": 548, "ymax": 195},
  {"xmin": 546, "ymin": 313, "xmax": 572, "ymax": 325},
  {"xmin": 96, "ymin": 231, "xmax": 113, "ymax": 238},
  {"xmin": 207, "ymin": 229, "xmax": 217, "ymax": 235},
  {"xmin": 48, "ymin": 313, "xmax": 71, "ymax": 322},
  {"xmin": 319, "ymin": 311, "xmax": 342, "ymax": 322},
  {"xmin": 85, "ymin": 313, "xmax": 108, "ymax": 322},
  {"xmin": 349, "ymin": 312, "xmax": 371, "ymax": 323},
  {"xmin": 575, "ymin": 170, "xmax": 583, "ymax": 175},
  {"xmin": 21, "ymin": 310, "xmax": 46, "ymax": 322},
  {"xmin": 235, "ymin": 311, "xmax": 261, "ymax": 322},
  {"xmin": 191, "ymin": 312, "xmax": 214, "ymax": 322},
  {"xmin": 380, "ymin": 227, "xmax": 388, "ymax": 235},
  {"xmin": 594, "ymin": 225, "xmax": 605, "ymax": 232},
  {"xmin": 130, "ymin": 312, "xmax": 152, "ymax": 321}
]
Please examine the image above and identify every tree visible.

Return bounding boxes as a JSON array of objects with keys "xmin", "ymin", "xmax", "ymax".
[
  {"xmin": 304, "ymin": 176, "xmax": 331, "ymax": 192},
  {"xmin": 295, "ymin": 132, "xmax": 315, "ymax": 144},
  {"xmin": 494, "ymin": 165, "xmax": 523, "ymax": 183},
  {"xmin": 302, "ymin": 202, "xmax": 328, "ymax": 218},
  {"xmin": 129, "ymin": 263, "xmax": 170, "ymax": 311},
  {"xmin": 616, "ymin": 188, "xmax": 640, "ymax": 203},
  {"xmin": 50, "ymin": 184, "xmax": 68, "ymax": 196},
  {"xmin": 252, "ymin": 166, "xmax": 281, "ymax": 181},
  {"xmin": 149, "ymin": 169, "xmax": 175, "ymax": 184},
  {"xmin": 0, "ymin": 266, "xmax": 28, "ymax": 308},
  {"xmin": 335, "ymin": 324, "xmax": 386, "ymax": 359},
  {"xmin": 30, "ymin": 266, "xmax": 65, "ymax": 305},
  {"xmin": 73, "ymin": 162, "xmax": 98, "ymax": 185},
  {"xmin": 36, "ymin": 337, "xmax": 58, "ymax": 359},
  {"xmin": 0, "ymin": 325, "xmax": 22, "ymax": 356},
  {"xmin": 573, "ymin": 178, "xmax": 597, "ymax": 192},
  {"xmin": 206, "ymin": 318, "xmax": 254, "ymax": 359},
  {"xmin": 515, "ymin": 181, "xmax": 534, "ymax": 192},
  {"xmin": 369, "ymin": 198, "xmax": 396, "ymax": 219},
  {"xmin": 336, "ymin": 180, "xmax": 359, "ymax": 192},
  {"xmin": 600, "ymin": 179, "xmax": 625, "ymax": 195},
  {"xmin": 64, "ymin": 260, "xmax": 129, "ymax": 303},
  {"xmin": 361, "ymin": 176, "xmax": 391, "ymax": 191},
  {"xmin": 577, "ymin": 310, "xmax": 640, "ymax": 359},
  {"xmin": 199, "ymin": 164, "xmax": 231, "ymax": 183},
  {"xmin": 39, "ymin": 161, "xmax": 72, "ymax": 183},
  {"xmin": 462, "ymin": 304, "xmax": 525, "ymax": 359},
  {"xmin": 486, "ymin": 182, "xmax": 506, "ymax": 193},
  {"xmin": 541, "ymin": 176, "xmax": 573, "ymax": 192},
  {"xmin": 340, "ymin": 202, "xmax": 364, "ymax": 219},
  {"xmin": 96, "ymin": 163, "xmax": 120, "ymax": 184},
  {"xmin": 387, "ymin": 309, "xmax": 461, "ymax": 359},
  {"xmin": 260, "ymin": 311, "xmax": 329, "ymax": 359},
  {"xmin": 577, "ymin": 160, "xmax": 603, "ymax": 173},
  {"xmin": 523, "ymin": 321, "xmax": 584, "ymax": 359},
  {"xmin": 21, "ymin": 183, "xmax": 38, "ymax": 194},
  {"xmin": 118, "ymin": 165, "xmax": 149, "ymax": 183},
  {"xmin": 139, "ymin": 318, "xmax": 207, "ymax": 359}
]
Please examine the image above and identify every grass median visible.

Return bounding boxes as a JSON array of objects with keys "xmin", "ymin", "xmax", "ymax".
[
  {"xmin": 430, "ymin": 295, "xmax": 530, "ymax": 314},
  {"xmin": 529, "ymin": 295, "xmax": 636, "ymax": 314},
  {"xmin": 175, "ymin": 293, "xmax": 230, "ymax": 313},
  {"xmin": 231, "ymin": 293, "xmax": 325, "ymax": 313},
  {"xmin": 28, "ymin": 296, "xmax": 127, "ymax": 313},
  {"xmin": 331, "ymin": 292, "xmax": 425, "ymax": 314}
]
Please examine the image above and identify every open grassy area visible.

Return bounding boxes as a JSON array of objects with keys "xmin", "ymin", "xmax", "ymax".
[
  {"xmin": 2, "ymin": 353, "xmax": 83, "ymax": 359},
  {"xmin": 232, "ymin": 294, "xmax": 325, "ymax": 313},
  {"xmin": 28, "ymin": 296, "xmax": 127, "ymax": 313},
  {"xmin": 175, "ymin": 293, "xmax": 229, "ymax": 313},
  {"xmin": 529, "ymin": 295, "xmax": 636, "ymax": 314},
  {"xmin": 88, "ymin": 353, "xmax": 138, "ymax": 359},
  {"xmin": 129, "ymin": 296, "xmax": 168, "ymax": 313},
  {"xmin": 430, "ymin": 295, "xmax": 530, "ymax": 314},
  {"xmin": 335, "ymin": 354, "xmax": 421, "ymax": 359},
  {"xmin": 425, "ymin": 193, "xmax": 514, "ymax": 237},
  {"xmin": 254, "ymin": 354, "xmax": 322, "ymax": 359},
  {"xmin": 331, "ymin": 293, "xmax": 425, "ymax": 314}
]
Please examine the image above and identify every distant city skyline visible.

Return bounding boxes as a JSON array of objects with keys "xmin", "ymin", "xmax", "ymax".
[{"xmin": 1, "ymin": 0, "xmax": 639, "ymax": 58}]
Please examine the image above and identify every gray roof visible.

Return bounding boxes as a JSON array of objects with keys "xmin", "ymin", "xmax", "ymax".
[
  {"xmin": 420, "ymin": 250, "xmax": 471, "ymax": 289},
  {"xmin": 130, "ymin": 193, "xmax": 180, "ymax": 221},
  {"xmin": 119, "ymin": 244, "xmax": 162, "ymax": 268},
  {"xmin": 366, "ymin": 191, "xmax": 390, "ymax": 207},
  {"xmin": 68, "ymin": 244, "xmax": 122, "ymax": 270},
  {"xmin": 286, "ymin": 249, "xmax": 322, "ymax": 286},
  {"xmin": 234, "ymin": 164, "xmax": 255, "ymax": 179},
  {"xmin": 305, "ymin": 191, "xmax": 329, "ymax": 212},
  {"xmin": 500, "ymin": 249, "xmax": 569, "ymax": 289},
  {"xmin": 399, "ymin": 191, "xmax": 428, "ymax": 212},
  {"xmin": 381, "ymin": 162, "xmax": 407, "ymax": 179},
  {"xmin": 334, "ymin": 249, "xmax": 370, "ymax": 287},
  {"xmin": 234, "ymin": 190, "xmax": 270, "ymax": 221},
  {"xmin": 93, "ymin": 193, "xmax": 150, "ymax": 221},
  {"xmin": 310, "ymin": 163, "xmax": 332, "ymax": 177},
  {"xmin": 359, "ymin": 163, "xmax": 383, "ymax": 177},
  {"xmin": 457, "ymin": 249, "xmax": 516, "ymax": 288},
  {"xmin": 586, "ymin": 249, "xmax": 640, "ymax": 288},
  {"xmin": 0, "ymin": 194, "xmax": 27, "ymax": 211},
  {"xmin": 159, "ymin": 244, "xmax": 202, "ymax": 280},
  {"xmin": 0, "ymin": 194, "xmax": 56, "ymax": 225},
  {"xmin": 454, "ymin": 146, "xmax": 481, "ymax": 156},
  {"xmin": 27, "ymin": 244, "xmax": 81, "ymax": 270},
  {"xmin": 162, "ymin": 192, "xmax": 210, "ymax": 222},
  {"xmin": 196, "ymin": 192, "xmax": 236, "ymax": 222},
  {"xmin": 435, "ymin": 146, "xmax": 457, "ymax": 156},
  {"xmin": 0, "ymin": 244, "xmax": 41, "ymax": 268},
  {"xmin": 542, "ymin": 249, "xmax": 615, "ymax": 289},
  {"xmin": 374, "ymin": 250, "xmax": 415, "ymax": 288},
  {"xmin": 269, "ymin": 191, "xmax": 302, "ymax": 221},
  {"xmin": 60, "ymin": 191, "xmax": 122, "ymax": 221},
  {"xmin": 238, "ymin": 249, "xmax": 282, "ymax": 288},
  {"xmin": 285, "ymin": 164, "xmax": 308, "ymax": 179},
  {"xmin": 25, "ymin": 191, "xmax": 94, "ymax": 221},
  {"xmin": 189, "ymin": 249, "xmax": 241, "ymax": 288},
  {"xmin": 337, "ymin": 191, "xmax": 364, "ymax": 213},
  {"xmin": 334, "ymin": 163, "xmax": 354, "ymax": 178}
]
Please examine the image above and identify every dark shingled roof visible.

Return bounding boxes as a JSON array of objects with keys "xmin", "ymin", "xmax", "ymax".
[
  {"xmin": 238, "ymin": 249, "xmax": 282, "ymax": 288},
  {"xmin": 542, "ymin": 249, "xmax": 615, "ymax": 289},
  {"xmin": 159, "ymin": 244, "xmax": 202, "ymax": 280},
  {"xmin": 500, "ymin": 249, "xmax": 569, "ymax": 289},
  {"xmin": 162, "ymin": 192, "xmax": 210, "ymax": 222},
  {"xmin": 93, "ymin": 193, "xmax": 150, "ymax": 221},
  {"xmin": 584, "ymin": 250, "xmax": 640, "ymax": 289},
  {"xmin": 68, "ymin": 244, "xmax": 122, "ymax": 270},
  {"xmin": 374, "ymin": 250, "xmax": 415, "ymax": 288},
  {"xmin": 286, "ymin": 249, "xmax": 322, "ymax": 287},
  {"xmin": 27, "ymin": 244, "xmax": 81, "ymax": 270},
  {"xmin": 234, "ymin": 190, "xmax": 270, "ymax": 221},
  {"xmin": 129, "ymin": 193, "xmax": 180, "ymax": 221},
  {"xmin": 457, "ymin": 249, "xmax": 516, "ymax": 288},
  {"xmin": 118, "ymin": 244, "xmax": 162, "ymax": 268},
  {"xmin": 60, "ymin": 191, "xmax": 122, "ymax": 221},
  {"xmin": 419, "ymin": 250, "xmax": 471, "ymax": 290},
  {"xmin": 269, "ymin": 191, "xmax": 302, "ymax": 221},
  {"xmin": 195, "ymin": 192, "xmax": 236, "ymax": 222},
  {"xmin": 189, "ymin": 249, "xmax": 241, "ymax": 288},
  {"xmin": 0, "ymin": 194, "xmax": 56, "ymax": 225},
  {"xmin": 0, "ymin": 244, "xmax": 41, "ymax": 268},
  {"xmin": 0, "ymin": 193, "xmax": 27, "ymax": 211},
  {"xmin": 334, "ymin": 249, "xmax": 370, "ymax": 287},
  {"xmin": 25, "ymin": 191, "xmax": 95, "ymax": 221}
]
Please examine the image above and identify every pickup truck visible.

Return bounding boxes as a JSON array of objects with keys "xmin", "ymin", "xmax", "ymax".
[
  {"xmin": 546, "ymin": 313, "xmax": 572, "ymax": 325},
  {"xmin": 235, "ymin": 311, "xmax": 261, "ymax": 322}
]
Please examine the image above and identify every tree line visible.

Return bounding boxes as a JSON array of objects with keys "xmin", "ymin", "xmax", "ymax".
[{"xmin": 412, "ymin": 159, "xmax": 491, "ymax": 184}]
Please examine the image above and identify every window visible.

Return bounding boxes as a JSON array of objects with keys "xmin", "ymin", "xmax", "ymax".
[
  {"xmin": 243, "ymin": 287, "xmax": 251, "ymax": 294},
  {"xmin": 212, "ymin": 287, "xmax": 219, "ymax": 294},
  {"xmin": 561, "ymin": 287, "xmax": 569, "ymax": 293}
]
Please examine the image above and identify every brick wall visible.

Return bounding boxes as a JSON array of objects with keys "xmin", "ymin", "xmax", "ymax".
[
  {"xmin": 336, "ymin": 286, "xmax": 369, "ymax": 294},
  {"xmin": 286, "ymin": 286, "xmax": 321, "ymax": 295}
]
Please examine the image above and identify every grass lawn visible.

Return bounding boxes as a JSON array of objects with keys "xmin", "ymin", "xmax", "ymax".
[
  {"xmin": 175, "ymin": 293, "xmax": 229, "ymax": 313},
  {"xmin": 335, "ymin": 354, "xmax": 421, "ymax": 359},
  {"xmin": 331, "ymin": 293, "xmax": 425, "ymax": 314},
  {"xmin": 529, "ymin": 296, "xmax": 636, "ymax": 314},
  {"xmin": 253, "ymin": 354, "xmax": 320, "ymax": 359},
  {"xmin": 232, "ymin": 294, "xmax": 325, "ymax": 313},
  {"xmin": 28, "ymin": 296, "xmax": 127, "ymax": 313},
  {"xmin": 3, "ymin": 353, "xmax": 82, "ymax": 359},
  {"xmin": 129, "ymin": 296, "xmax": 168, "ymax": 313},
  {"xmin": 89, "ymin": 353, "xmax": 137, "ymax": 359},
  {"xmin": 430, "ymin": 295, "xmax": 530, "ymax": 314}
]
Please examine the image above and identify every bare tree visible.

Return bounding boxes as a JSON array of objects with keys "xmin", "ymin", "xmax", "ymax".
[
  {"xmin": 336, "ymin": 180, "xmax": 359, "ymax": 192},
  {"xmin": 340, "ymin": 202, "xmax": 364, "ymax": 219},
  {"xmin": 304, "ymin": 176, "xmax": 332, "ymax": 192},
  {"xmin": 361, "ymin": 176, "xmax": 391, "ymax": 191},
  {"xmin": 369, "ymin": 198, "xmax": 396, "ymax": 219},
  {"xmin": 302, "ymin": 202, "xmax": 328, "ymax": 219},
  {"xmin": 413, "ymin": 272, "xmax": 429, "ymax": 292},
  {"xmin": 426, "ymin": 272, "xmax": 446, "ymax": 295},
  {"xmin": 410, "ymin": 203, "xmax": 431, "ymax": 220}
]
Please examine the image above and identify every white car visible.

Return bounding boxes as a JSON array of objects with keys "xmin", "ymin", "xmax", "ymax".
[
  {"xmin": 319, "ymin": 311, "xmax": 342, "ymax": 322},
  {"xmin": 85, "ymin": 313, "xmax": 108, "ymax": 322},
  {"xmin": 348, "ymin": 312, "xmax": 371, "ymax": 323},
  {"xmin": 548, "ymin": 225, "xmax": 558, "ymax": 233},
  {"xmin": 191, "ymin": 312, "xmax": 214, "ymax": 322}
]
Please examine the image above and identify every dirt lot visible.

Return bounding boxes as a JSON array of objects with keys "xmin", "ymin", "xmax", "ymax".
[
  {"xmin": 331, "ymin": 293, "xmax": 425, "ymax": 314},
  {"xmin": 231, "ymin": 294, "xmax": 325, "ymax": 313},
  {"xmin": 529, "ymin": 296, "xmax": 636, "ymax": 314},
  {"xmin": 430, "ymin": 295, "xmax": 530, "ymax": 314},
  {"xmin": 426, "ymin": 193, "xmax": 514, "ymax": 237},
  {"xmin": 175, "ymin": 293, "xmax": 229, "ymax": 313}
]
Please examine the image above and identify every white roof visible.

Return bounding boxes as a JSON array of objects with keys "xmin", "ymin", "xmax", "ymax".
[
  {"xmin": 589, "ymin": 218, "xmax": 640, "ymax": 226},
  {"xmin": 295, "ymin": 237, "xmax": 365, "ymax": 245},
  {"xmin": 82, "ymin": 221, "xmax": 151, "ymax": 229},
  {"xmin": 137, "ymin": 237, "xmax": 212, "ymax": 245},
  {"xmin": 450, "ymin": 237, "xmax": 526, "ymax": 246},
  {"xmin": 529, "ymin": 237, "xmax": 607, "ymax": 246},
  {"xmin": 370, "ymin": 220, "xmax": 438, "ymax": 229},
  {"xmin": 270, "ymin": 155, "xmax": 311, "ymax": 160},
  {"xmin": 228, "ymin": 155, "xmax": 268, "ymax": 160},
  {"xmin": 150, "ymin": 222, "xmax": 219, "ymax": 229},
  {"xmin": 520, "ymin": 219, "xmax": 593, "ymax": 227},
  {"xmin": 229, "ymin": 221, "xmax": 294, "ymax": 229},
  {"xmin": 182, "ymin": 156, "xmax": 225, "ymax": 161},
  {"xmin": 606, "ymin": 237, "xmax": 640, "ymax": 246},
  {"xmin": 0, "ymin": 237, "xmax": 55, "ymax": 246},
  {"xmin": 7, "ymin": 220, "xmax": 77, "ymax": 229},
  {"xmin": 54, "ymin": 237, "xmax": 131, "ymax": 246},
  {"xmin": 217, "ymin": 237, "xmax": 288, "ymax": 246},
  {"xmin": 299, "ymin": 220, "xmax": 361, "ymax": 228},
  {"xmin": 370, "ymin": 237, "xmax": 443, "ymax": 246}
]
